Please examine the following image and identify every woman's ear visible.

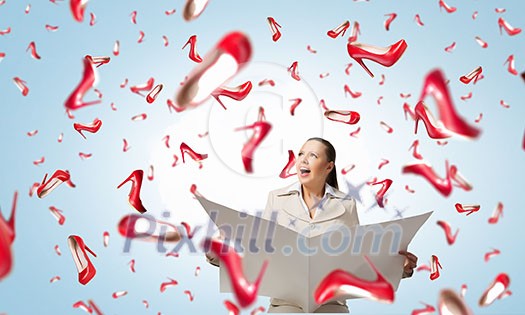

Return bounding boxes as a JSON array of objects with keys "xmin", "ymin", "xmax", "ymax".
[{"xmin": 326, "ymin": 161, "xmax": 334, "ymax": 173}]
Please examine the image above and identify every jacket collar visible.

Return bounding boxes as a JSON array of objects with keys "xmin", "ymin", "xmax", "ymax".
[{"xmin": 276, "ymin": 182, "xmax": 347, "ymax": 223}]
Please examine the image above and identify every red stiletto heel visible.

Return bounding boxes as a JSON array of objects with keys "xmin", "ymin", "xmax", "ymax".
[
  {"xmin": 314, "ymin": 255, "xmax": 394, "ymax": 304},
  {"xmin": 414, "ymin": 101, "xmax": 451, "ymax": 139},
  {"xmin": 267, "ymin": 17, "xmax": 282, "ymax": 42},
  {"xmin": 235, "ymin": 120, "xmax": 272, "ymax": 173},
  {"xmin": 182, "ymin": 35, "xmax": 202, "ymax": 63},
  {"xmin": 498, "ymin": 17, "xmax": 522, "ymax": 36},
  {"xmin": 459, "ymin": 66, "xmax": 482, "ymax": 84},
  {"xmin": 205, "ymin": 238, "xmax": 268, "ymax": 307},
  {"xmin": 324, "ymin": 110, "xmax": 361, "ymax": 125},
  {"xmin": 68, "ymin": 235, "xmax": 97, "ymax": 285},
  {"xmin": 0, "ymin": 191, "xmax": 17, "ymax": 280},
  {"xmin": 347, "ymin": 39, "xmax": 408, "ymax": 78},
  {"xmin": 347, "ymin": 21, "xmax": 360, "ymax": 43},
  {"xmin": 402, "ymin": 160, "xmax": 453, "ymax": 196},
  {"xmin": 418, "ymin": 69, "xmax": 481, "ymax": 138},
  {"xmin": 327, "ymin": 20, "xmax": 350, "ymax": 38},
  {"xmin": 211, "ymin": 81, "xmax": 252, "ymax": 110},
  {"xmin": 73, "ymin": 118, "xmax": 102, "ymax": 139},
  {"xmin": 430, "ymin": 255, "xmax": 442, "ymax": 280},
  {"xmin": 180, "ymin": 142, "xmax": 208, "ymax": 164},
  {"xmin": 117, "ymin": 170, "xmax": 147, "ymax": 213},
  {"xmin": 439, "ymin": 0, "xmax": 456, "ymax": 13},
  {"xmin": 37, "ymin": 170, "xmax": 71, "ymax": 198}
]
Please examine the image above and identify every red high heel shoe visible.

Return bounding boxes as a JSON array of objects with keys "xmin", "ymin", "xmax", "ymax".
[
  {"xmin": 180, "ymin": 142, "xmax": 208, "ymax": 164},
  {"xmin": 182, "ymin": 0, "xmax": 210, "ymax": 22},
  {"xmin": 402, "ymin": 160, "xmax": 453, "ymax": 196},
  {"xmin": 347, "ymin": 39, "xmax": 408, "ymax": 78},
  {"xmin": 68, "ymin": 235, "xmax": 97, "ymax": 285},
  {"xmin": 348, "ymin": 21, "xmax": 360, "ymax": 43},
  {"xmin": 73, "ymin": 118, "xmax": 102, "ymax": 139},
  {"xmin": 37, "ymin": 170, "xmax": 71, "ymax": 198},
  {"xmin": 429, "ymin": 255, "xmax": 442, "ymax": 280},
  {"xmin": 314, "ymin": 255, "xmax": 394, "ymax": 304},
  {"xmin": 235, "ymin": 119, "xmax": 272, "ymax": 173},
  {"xmin": 459, "ymin": 66, "xmax": 482, "ymax": 84},
  {"xmin": 498, "ymin": 17, "xmax": 522, "ymax": 36},
  {"xmin": 0, "ymin": 191, "xmax": 17, "ymax": 280},
  {"xmin": 117, "ymin": 170, "xmax": 147, "ymax": 213},
  {"xmin": 204, "ymin": 238, "xmax": 268, "ymax": 307},
  {"xmin": 327, "ymin": 20, "xmax": 350, "ymax": 38},
  {"xmin": 267, "ymin": 17, "xmax": 282, "ymax": 42},
  {"xmin": 414, "ymin": 101, "xmax": 451, "ymax": 139},
  {"xmin": 211, "ymin": 81, "xmax": 253, "ymax": 110},
  {"xmin": 418, "ymin": 69, "xmax": 481, "ymax": 139},
  {"xmin": 182, "ymin": 35, "xmax": 202, "ymax": 63},
  {"xmin": 175, "ymin": 32, "xmax": 252, "ymax": 109},
  {"xmin": 324, "ymin": 110, "xmax": 361, "ymax": 125},
  {"xmin": 370, "ymin": 179, "xmax": 392, "ymax": 208},
  {"xmin": 438, "ymin": 0, "xmax": 456, "ymax": 13},
  {"xmin": 64, "ymin": 57, "xmax": 102, "ymax": 111},
  {"xmin": 504, "ymin": 55, "xmax": 518, "ymax": 75}
]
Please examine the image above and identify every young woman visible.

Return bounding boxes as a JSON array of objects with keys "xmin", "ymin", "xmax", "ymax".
[{"xmin": 207, "ymin": 137, "xmax": 418, "ymax": 313}]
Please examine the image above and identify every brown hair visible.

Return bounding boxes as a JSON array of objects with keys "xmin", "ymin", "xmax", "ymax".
[{"xmin": 306, "ymin": 137, "xmax": 338, "ymax": 189}]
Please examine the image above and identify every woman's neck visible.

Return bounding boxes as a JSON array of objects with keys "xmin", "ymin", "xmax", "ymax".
[{"xmin": 301, "ymin": 183, "xmax": 325, "ymax": 200}]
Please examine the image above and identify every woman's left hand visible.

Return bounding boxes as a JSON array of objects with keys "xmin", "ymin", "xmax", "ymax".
[{"xmin": 399, "ymin": 250, "xmax": 418, "ymax": 278}]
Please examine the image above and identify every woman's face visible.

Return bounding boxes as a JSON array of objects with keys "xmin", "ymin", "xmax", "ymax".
[{"xmin": 296, "ymin": 140, "xmax": 334, "ymax": 188}]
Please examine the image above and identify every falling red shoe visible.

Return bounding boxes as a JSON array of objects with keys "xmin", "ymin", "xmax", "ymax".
[
  {"xmin": 327, "ymin": 20, "xmax": 350, "ymax": 38},
  {"xmin": 414, "ymin": 101, "xmax": 451, "ymax": 139},
  {"xmin": 459, "ymin": 66, "xmax": 482, "ymax": 84},
  {"xmin": 347, "ymin": 21, "xmax": 360, "ymax": 43},
  {"xmin": 479, "ymin": 273, "xmax": 510, "ymax": 306},
  {"xmin": 180, "ymin": 142, "xmax": 208, "ymax": 164},
  {"xmin": 211, "ymin": 81, "xmax": 253, "ymax": 110},
  {"xmin": 182, "ymin": 0, "xmax": 210, "ymax": 22},
  {"xmin": 429, "ymin": 255, "xmax": 442, "ymax": 280},
  {"xmin": 73, "ymin": 118, "xmax": 102, "ymax": 139},
  {"xmin": 347, "ymin": 39, "xmax": 407, "ymax": 78},
  {"xmin": 324, "ymin": 110, "xmax": 360, "ymax": 125},
  {"xmin": 402, "ymin": 160, "xmax": 452, "ymax": 196},
  {"xmin": 235, "ymin": 117, "xmax": 272, "ymax": 173},
  {"xmin": 370, "ymin": 179, "xmax": 392, "ymax": 208},
  {"xmin": 314, "ymin": 256, "xmax": 394, "ymax": 304},
  {"xmin": 418, "ymin": 69, "xmax": 481, "ymax": 139},
  {"xmin": 37, "ymin": 170, "xmax": 71, "ymax": 198},
  {"xmin": 438, "ymin": 289, "xmax": 473, "ymax": 315},
  {"xmin": 0, "ymin": 191, "xmax": 17, "ymax": 280},
  {"xmin": 64, "ymin": 57, "xmax": 101, "ymax": 111},
  {"xmin": 118, "ymin": 214, "xmax": 181, "ymax": 242},
  {"xmin": 204, "ymin": 238, "xmax": 269, "ymax": 307},
  {"xmin": 68, "ymin": 235, "xmax": 97, "ymax": 285},
  {"xmin": 175, "ymin": 31, "xmax": 252, "ymax": 109},
  {"xmin": 438, "ymin": 0, "xmax": 457, "ymax": 13},
  {"xmin": 504, "ymin": 55, "xmax": 518, "ymax": 75},
  {"xmin": 498, "ymin": 17, "xmax": 522, "ymax": 36},
  {"xmin": 267, "ymin": 17, "xmax": 282, "ymax": 42},
  {"xmin": 182, "ymin": 35, "xmax": 203, "ymax": 63},
  {"xmin": 117, "ymin": 170, "xmax": 147, "ymax": 213}
]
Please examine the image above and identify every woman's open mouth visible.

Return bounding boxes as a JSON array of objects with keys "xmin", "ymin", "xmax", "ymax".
[{"xmin": 299, "ymin": 167, "xmax": 311, "ymax": 177}]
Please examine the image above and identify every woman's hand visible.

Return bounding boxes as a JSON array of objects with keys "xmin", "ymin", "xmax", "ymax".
[{"xmin": 399, "ymin": 250, "xmax": 418, "ymax": 278}]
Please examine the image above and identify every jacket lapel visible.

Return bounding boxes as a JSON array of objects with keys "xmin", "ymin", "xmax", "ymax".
[{"xmin": 276, "ymin": 191, "xmax": 311, "ymax": 223}]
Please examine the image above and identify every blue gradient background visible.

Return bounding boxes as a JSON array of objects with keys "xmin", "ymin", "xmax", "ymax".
[{"xmin": 0, "ymin": 0, "xmax": 524, "ymax": 314}]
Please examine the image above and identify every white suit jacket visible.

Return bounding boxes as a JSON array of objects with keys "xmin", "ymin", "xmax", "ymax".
[
  {"xmin": 262, "ymin": 183, "xmax": 360, "ymax": 236},
  {"xmin": 262, "ymin": 183, "xmax": 360, "ymax": 310}
]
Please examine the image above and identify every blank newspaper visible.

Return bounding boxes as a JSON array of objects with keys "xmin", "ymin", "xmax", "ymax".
[{"xmin": 197, "ymin": 196, "xmax": 432, "ymax": 312}]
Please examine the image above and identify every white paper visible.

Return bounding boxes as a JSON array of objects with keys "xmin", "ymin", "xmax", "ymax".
[{"xmin": 197, "ymin": 196, "xmax": 432, "ymax": 312}]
